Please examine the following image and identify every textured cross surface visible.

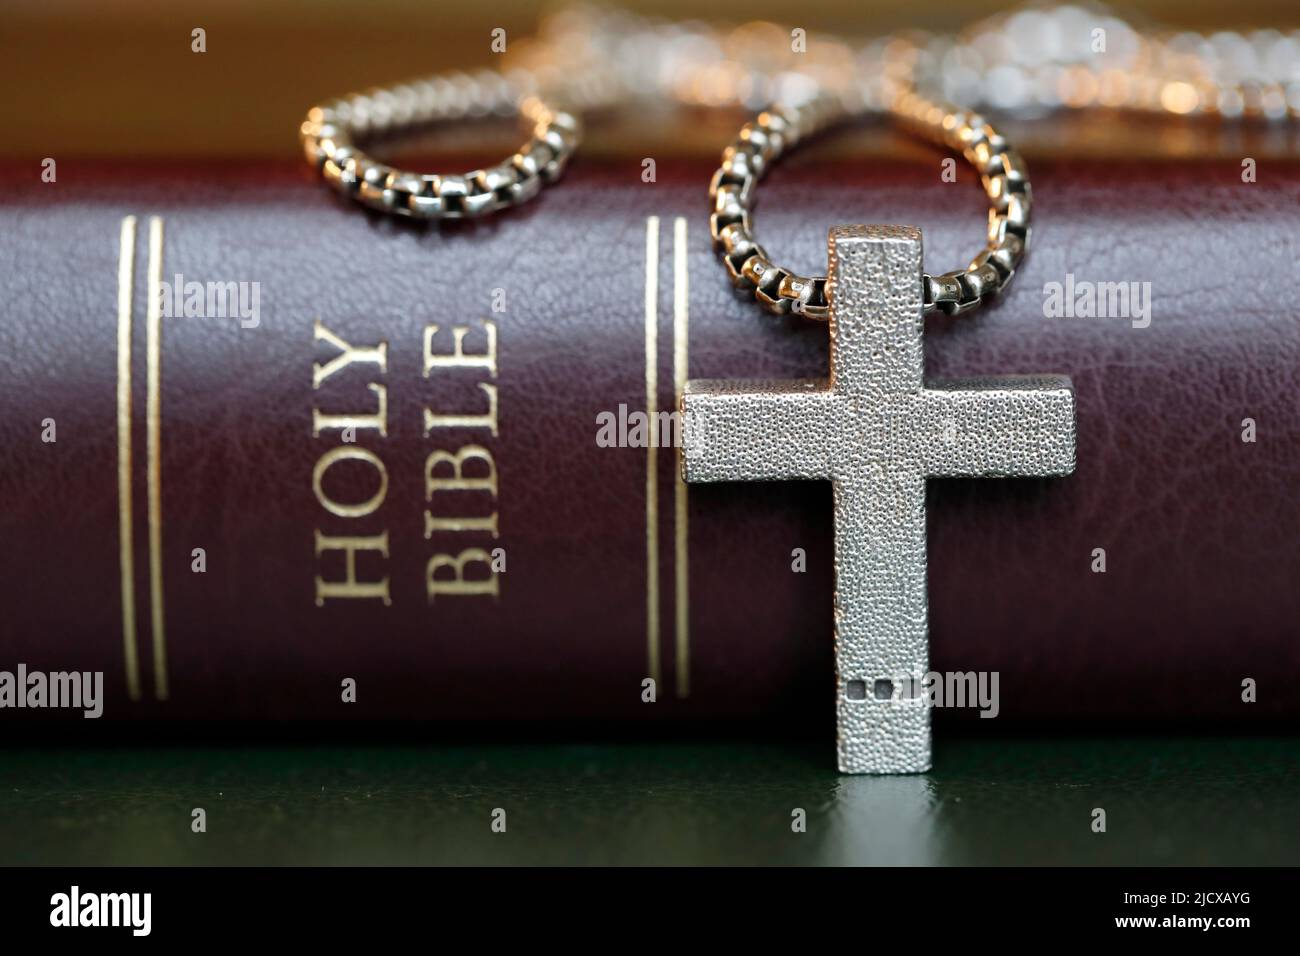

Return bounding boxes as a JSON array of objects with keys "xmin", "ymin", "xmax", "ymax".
[{"xmin": 681, "ymin": 224, "xmax": 1076, "ymax": 773}]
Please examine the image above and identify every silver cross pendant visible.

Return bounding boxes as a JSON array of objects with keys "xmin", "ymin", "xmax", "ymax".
[{"xmin": 681, "ymin": 225, "xmax": 1077, "ymax": 773}]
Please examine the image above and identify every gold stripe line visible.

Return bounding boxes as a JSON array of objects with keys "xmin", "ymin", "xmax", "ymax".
[
  {"xmin": 116, "ymin": 215, "xmax": 141, "ymax": 702},
  {"xmin": 644, "ymin": 215, "xmax": 661, "ymax": 686},
  {"xmin": 672, "ymin": 216, "xmax": 690, "ymax": 699},
  {"xmin": 145, "ymin": 216, "xmax": 169, "ymax": 701}
]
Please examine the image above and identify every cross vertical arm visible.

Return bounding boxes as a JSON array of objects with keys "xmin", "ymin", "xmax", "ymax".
[{"xmin": 834, "ymin": 470, "xmax": 932, "ymax": 773}]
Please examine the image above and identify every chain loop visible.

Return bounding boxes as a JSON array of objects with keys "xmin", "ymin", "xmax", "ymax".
[
  {"xmin": 709, "ymin": 84, "xmax": 1031, "ymax": 319},
  {"xmin": 300, "ymin": 74, "xmax": 580, "ymax": 220}
]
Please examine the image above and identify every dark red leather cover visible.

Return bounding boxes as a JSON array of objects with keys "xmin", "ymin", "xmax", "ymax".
[{"xmin": 2, "ymin": 157, "xmax": 1297, "ymax": 729}]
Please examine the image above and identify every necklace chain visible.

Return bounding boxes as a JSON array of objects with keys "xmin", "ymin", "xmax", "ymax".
[{"xmin": 300, "ymin": 2, "xmax": 1297, "ymax": 243}]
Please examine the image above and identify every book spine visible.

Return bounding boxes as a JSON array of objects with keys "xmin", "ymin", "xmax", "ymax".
[{"xmin": 2, "ymin": 159, "xmax": 1298, "ymax": 725}]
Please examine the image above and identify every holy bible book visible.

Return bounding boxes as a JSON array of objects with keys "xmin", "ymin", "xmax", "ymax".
[{"xmin": 2, "ymin": 157, "xmax": 1297, "ymax": 728}]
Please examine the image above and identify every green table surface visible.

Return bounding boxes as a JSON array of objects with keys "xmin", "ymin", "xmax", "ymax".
[{"xmin": 1, "ymin": 737, "xmax": 1296, "ymax": 866}]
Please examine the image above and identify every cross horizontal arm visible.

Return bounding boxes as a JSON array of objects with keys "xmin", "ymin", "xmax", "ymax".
[
  {"xmin": 921, "ymin": 375, "xmax": 1076, "ymax": 477},
  {"xmin": 680, "ymin": 379, "xmax": 837, "ymax": 482}
]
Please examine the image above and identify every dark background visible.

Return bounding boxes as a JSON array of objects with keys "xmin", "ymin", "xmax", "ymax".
[{"xmin": 4, "ymin": 0, "xmax": 1298, "ymax": 160}]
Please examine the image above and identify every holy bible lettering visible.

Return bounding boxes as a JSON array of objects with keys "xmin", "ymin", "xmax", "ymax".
[
  {"xmin": 422, "ymin": 319, "xmax": 501, "ymax": 601},
  {"xmin": 310, "ymin": 317, "xmax": 501, "ymax": 607},
  {"xmin": 312, "ymin": 320, "xmax": 392, "ymax": 606}
]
